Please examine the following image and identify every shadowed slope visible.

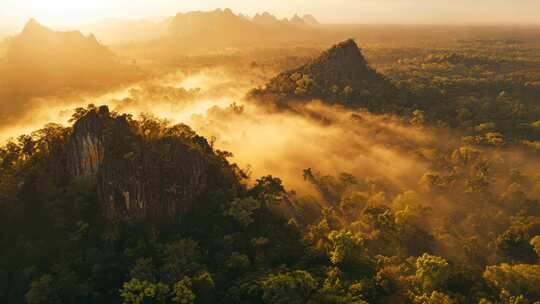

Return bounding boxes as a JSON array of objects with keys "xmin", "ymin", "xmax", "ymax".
[{"xmin": 252, "ymin": 39, "xmax": 400, "ymax": 108}]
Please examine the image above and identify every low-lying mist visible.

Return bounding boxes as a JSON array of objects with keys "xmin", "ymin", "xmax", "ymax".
[
  {"xmin": 0, "ymin": 67, "xmax": 445, "ymax": 193},
  {"xmin": 191, "ymin": 101, "xmax": 436, "ymax": 191}
]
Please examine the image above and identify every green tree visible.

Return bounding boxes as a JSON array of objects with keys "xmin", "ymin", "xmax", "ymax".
[
  {"xmin": 192, "ymin": 272, "xmax": 215, "ymax": 304},
  {"xmin": 327, "ymin": 230, "xmax": 365, "ymax": 265},
  {"xmin": 250, "ymin": 176, "xmax": 286, "ymax": 208},
  {"xmin": 415, "ymin": 254, "xmax": 451, "ymax": 292},
  {"xmin": 172, "ymin": 277, "xmax": 196, "ymax": 304},
  {"xmin": 26, "ymin": 275, "xmax": 58, "ymax": 304},
  {"xmin": 119, "ymin": 279, "xmax": 169, "ymax": 304},
  {"xmin": 496, "ymin": 230, "xmax": 537, "ymax": 264},
  {"xmin": 261, "ymin": 270, "xmax": 317, "ymax": 304},
  {"xmin": 483, "ymin": 264, "xmax": 540, "ymax": 301},
  {"xmin": 163, "ymin": 239, "xmax": 202, "ymax": 281},
  {"xmin": 225, "ymin": 252, "xmax": 251, "ymax": 277},
  {"xmin": 223, "ymin": 197, "xmax": 261, "ymax": 227},
  {"xmin": 130, "ymin": 258, "xmax": 157, "ymax": 282},
  {"xmin": 413, "ymin": 291, "xmax": 456, "ymax": 304}
]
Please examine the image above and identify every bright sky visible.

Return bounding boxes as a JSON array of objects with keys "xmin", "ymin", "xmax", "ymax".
[{"xmin": 1, "ymin": 0, "xmax": 539, "ymax": 31}]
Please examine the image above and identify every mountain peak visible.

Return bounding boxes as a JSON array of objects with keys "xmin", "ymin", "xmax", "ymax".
[
  {"xmin": 302, "ymin": 14, "xmax": 320, "ymax": 26},
  {"xmin": 26, "ymin": 18, "xmax": 39, "ymax": 26},
  {"xmin": 327, "ymin": 39, "xmax": 360, "ymax": 54},
  {"xmin": 310, "ymin": 39, "xmax": 369, "ymax": 72},
  {"xmin": 66, "ymin": 106, "xmax": 234, "ymax": 220},
  {"xmin": 290, "ymin": 14, "xmax": 304, "ymax": 24},
  {"xmin": 21, "ymin": 18, "xmax": 51, "ymax": 35},
  {"xmin": 7, "ymin": 18, "xmax": 115, "ymax": 65},
  {"xmin": 253, "ymin": 39, "xmax": 396, "ymax": 106}
]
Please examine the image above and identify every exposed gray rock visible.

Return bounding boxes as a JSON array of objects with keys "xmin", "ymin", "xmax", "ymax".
[
  {"xmin": 67, "ymin": 106, "xmax": 110, "ymax": 179},
  {"xmin": 67, "ymin": 106, "xmax": 219, "ymax": 221}
]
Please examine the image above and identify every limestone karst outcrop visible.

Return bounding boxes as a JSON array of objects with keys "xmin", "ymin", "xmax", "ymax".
[
  {"xmin": 67, "ymin": 106, "xmax": 236, "ymax": 220},
  {"xmin": 252, "ymin": 39, "xmax": 398, "ymax": 107}
]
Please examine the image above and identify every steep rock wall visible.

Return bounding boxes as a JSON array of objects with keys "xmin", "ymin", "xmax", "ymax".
[{"xmin": 67, "ymin": 106, "xmax": 214, "ymax": 221}]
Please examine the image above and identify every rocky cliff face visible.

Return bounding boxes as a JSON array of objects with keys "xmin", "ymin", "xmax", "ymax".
[
  {"xmin": 67, "ymin": 106, "xmax": 111, "ymax": 179},
  {"xmin": 67, "ymin": 106, "xmax": 221, "ymax": 221}
]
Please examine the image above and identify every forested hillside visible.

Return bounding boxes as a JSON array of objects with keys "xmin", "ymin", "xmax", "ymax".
[{"xmin": 252, "ymin": 39, "xmax": 399, "ymax": 108}]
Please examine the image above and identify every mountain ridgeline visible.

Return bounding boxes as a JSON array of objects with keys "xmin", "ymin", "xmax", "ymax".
[
  {"xmin": 168, "ymin": 9, "xmax": 319, "ymax": 39},
  {"xmin": 154, "ymin": 9, "xmax": 322, "ymax": 50},
  {"xmin": 252, "ymin": 39, "xmax": 400, "ymax": 108}
]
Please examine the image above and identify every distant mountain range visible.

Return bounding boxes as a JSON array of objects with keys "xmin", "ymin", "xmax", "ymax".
[
  {"xmin": 78, "ymin": 9, "xmax": 320, "ymax": 47},
  {"xmin": 164, "ymin": 9, "xmax": 320, "ymax": 47},
  {"xmin": 169, "ymin": 9, "xmax": 319, "ymax": 35}
]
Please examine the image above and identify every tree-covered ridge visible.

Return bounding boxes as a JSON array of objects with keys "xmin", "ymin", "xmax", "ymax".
[{"xmin": 252, "ymin": 39, "xmax": 399, "ymax": 107}]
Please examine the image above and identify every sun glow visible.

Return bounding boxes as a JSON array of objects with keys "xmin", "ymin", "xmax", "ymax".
[
  {"xmin": 4, "ymin": 0, "xmax": 155, "ymax": 29},
  {"xmin": 7, "ymin": 1, "xmax": 91, "ymax": 26}
]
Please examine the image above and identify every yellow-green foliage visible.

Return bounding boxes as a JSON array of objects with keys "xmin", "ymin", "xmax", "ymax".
[
  {"xmin": 483, "ymin": 264, "xmax": 540, "ymax": 299},
  {"xmin": 415, "ymin": 254, "xmax": 451, "ymax": 292}
]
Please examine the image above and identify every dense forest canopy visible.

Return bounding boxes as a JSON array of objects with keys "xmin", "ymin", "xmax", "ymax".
[{"xmin": 1, "ymin": 9, "xmax": 540, "ymax": 304}]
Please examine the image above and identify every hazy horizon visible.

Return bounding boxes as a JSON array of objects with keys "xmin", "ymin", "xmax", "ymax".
[{"xmin": 1, "ymin": 0, "xmax": 540, "ymax": 36}]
